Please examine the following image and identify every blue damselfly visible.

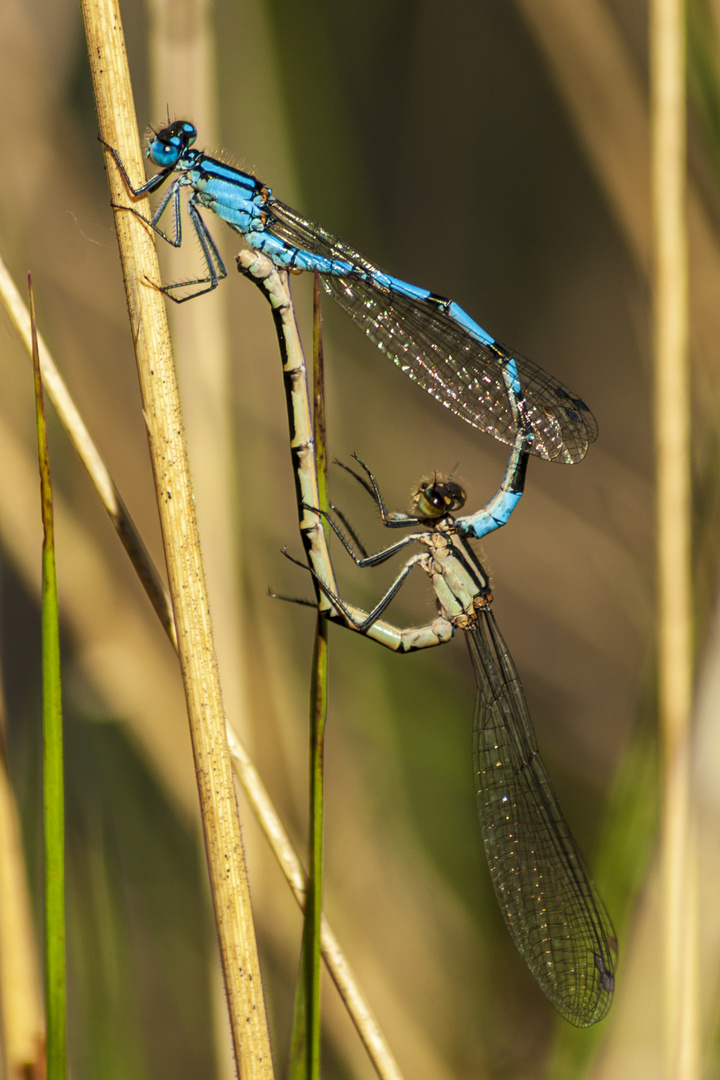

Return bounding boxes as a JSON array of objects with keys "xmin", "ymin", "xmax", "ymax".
[{"xmin": 104, "ymin": 121, "xmax": 597, "ymax": 464}]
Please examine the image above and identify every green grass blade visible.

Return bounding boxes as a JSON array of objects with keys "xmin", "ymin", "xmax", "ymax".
[
  {"xmin": 289, "ymin": 275, "xmax": 329, "ymax": 1080},
  {"xmin": 29, "ymin": 276, "xmax": 66, "ymax": 1080},
  {"xmin": 306, "ymin": 272, "xmax": 330, "ymax": 1080}
]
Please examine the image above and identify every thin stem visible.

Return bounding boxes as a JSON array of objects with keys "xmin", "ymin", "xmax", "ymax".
[
  {"xmin": 80, "ymin": 2, "xmax": 274, "ymax": 1076},
  {"xmin": 650, "ymin": 0, "xmax": 697, "ymax": 1076}
]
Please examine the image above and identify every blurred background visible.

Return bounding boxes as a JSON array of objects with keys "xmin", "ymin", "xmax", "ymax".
[{"xmin": 1, "ymin": 0, "xmax": 719, "ymax": 1077}]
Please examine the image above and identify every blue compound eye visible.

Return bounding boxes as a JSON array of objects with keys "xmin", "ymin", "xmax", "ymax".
[{"xmin": 147, "ymin": 136, "xmax": 182, "ymax": 167}]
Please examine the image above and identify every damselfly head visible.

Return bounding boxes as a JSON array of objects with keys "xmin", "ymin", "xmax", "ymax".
[
  {"xmin": 413, "ymin": 478, "xmax": 467, "ymax": 520},
  {"xmin": 147, "ymin": 121, "xmax": 197, "ymax": 168}
]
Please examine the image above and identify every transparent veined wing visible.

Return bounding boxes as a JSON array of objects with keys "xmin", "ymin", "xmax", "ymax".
[
  {"xmin": 268, "ymin": 198, "xmax": 598, "ymax": 464},
  {"xmin": 468, "ymin": 611, "xmax": 616, "ymax": 1025}
]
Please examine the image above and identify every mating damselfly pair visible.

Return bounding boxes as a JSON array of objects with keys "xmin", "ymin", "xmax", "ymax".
[{"xmin": 104, "ymin": 122, "xmax": 616, "ymax": 1025}]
